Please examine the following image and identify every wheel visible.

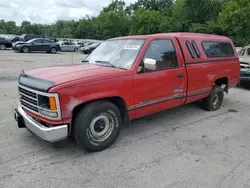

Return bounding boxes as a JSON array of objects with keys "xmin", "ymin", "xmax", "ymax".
[
  {"xmin": 50, "ymin": 47, "xmax": 57, "ymax": 54},
  {"xmin": 22, "ymin": 47, "xmax": 29, "ymax": 53},
  {"xmin": 74, "ymin": 48, "xmax": 79, "ymax": 52},
  {"xmin": 203, "ymin": 85, "xmax": 224, "ymax": 111},
  {"xmin": 73, "ymin": 100, "xmax": 122, "ymax": 152},
  {"xmin": 0, "ymin": 44, "xmax": 6, "ymax": 50}
]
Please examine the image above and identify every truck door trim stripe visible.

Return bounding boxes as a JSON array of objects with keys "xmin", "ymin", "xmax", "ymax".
[
  {"xmin": 185, "ymin": 57, "xmax": 239, "ymax": 65},
  {"xmin": 128, "ymin": 89, "xmax": 211, "ymax": 111},
  {"xmin": 128, "ymin": 94, "xmax": 186, "ymax": 111},
  {"xmin": 187, "ymin": 89, "xmax": 211, "ymax": 97}
]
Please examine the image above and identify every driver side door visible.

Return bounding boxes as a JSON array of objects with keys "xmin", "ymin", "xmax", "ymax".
[
  {"xmin": 132, "ymin": 38, "xmax": 187, "ymax": 119},
  {"xmin": 30, "ymin": 39, "xmax": 43, "ymax": 51},
  {"xmin": 60, "ymin": 42, "xmax": 69, "ymax": 51}
]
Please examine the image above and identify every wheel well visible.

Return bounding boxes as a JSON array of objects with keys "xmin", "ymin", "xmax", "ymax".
[
  {"xmin": 214, "ymin": 77, "xmax": 229, "ymax": 93},
  {"xmin": 72, "ymin": 97, "xmax": 128, "ymax": 125}
]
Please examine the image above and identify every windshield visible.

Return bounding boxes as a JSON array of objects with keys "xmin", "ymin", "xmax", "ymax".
[
  {"xmin": 26, "ymin": 39, "xmax": 37, "ymax": 43},
  {"xmin": 238, "ymin": 49, "xmax": 245, "ymax": 55},
  {"xmin": 85, "ymin": 39, "xmax": 145, "ymax": 69}
]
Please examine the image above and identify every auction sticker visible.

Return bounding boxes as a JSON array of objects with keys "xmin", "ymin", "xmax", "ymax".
[{"xmin": 124, "ymin": 44, "xmax": 140, "ymax": 50}]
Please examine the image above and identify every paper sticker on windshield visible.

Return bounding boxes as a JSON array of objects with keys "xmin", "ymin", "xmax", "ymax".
[{"xmin": 124, "ymin": 44, "xmax": 140, "ymax": 50}]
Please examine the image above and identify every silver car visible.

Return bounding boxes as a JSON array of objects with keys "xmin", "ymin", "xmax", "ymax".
[{"xmin": 59, "ymin": 41, "xmax": 81, "ymax": 52}]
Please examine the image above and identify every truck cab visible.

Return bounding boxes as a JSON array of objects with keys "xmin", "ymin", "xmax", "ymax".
[{"xmin": 14, "ymin": 33, "xmax": 240, "ymax": 152}]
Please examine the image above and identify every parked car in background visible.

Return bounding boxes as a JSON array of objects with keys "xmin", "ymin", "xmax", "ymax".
[
  {"xmin": 236, "ymin": 47, "xmax": 243, "ymax": 53},
  {"xmin": 12, "ymin": 38, "xmax": 61, "ymax": 53},
  {"xmin": 75, "ymin": 42, "xmax": 87, "ymax": 47},
  {"xmin": 59, "ymin": 41, "xmax": 81, "ymax": 52},
  {"xmin": 20, "ymin": 34, "xmax": 41, "ymax": 42},
  {"xmin": 0, "ymin": 37, "xmax": 13, "ymax": 50},
  {"xmin": 80, "ymin": 42, "xmax": 102, "ymax": 54},
  {"xmin": 0, "ymin": 34, "xmax": 20, "ymax": 43},
  {"xmin": 238, "ymin": 46, "xmax": 250, "ymax": 84}
]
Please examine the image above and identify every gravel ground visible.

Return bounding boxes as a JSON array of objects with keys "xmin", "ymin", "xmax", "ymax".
[{"xmin": 0, "ymin": 50, "xmax": 250, "ymax": 188}]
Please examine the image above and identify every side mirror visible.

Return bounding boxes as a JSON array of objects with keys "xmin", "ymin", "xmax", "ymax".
[{"xmin": 144, "ymin": 58, "xmax": 157, "ymax": 71}]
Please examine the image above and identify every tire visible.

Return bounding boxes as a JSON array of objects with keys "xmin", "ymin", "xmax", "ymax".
[
  {"xmin": 0, "ymin": 44, "xmax": 6, "ymax": 50},
  {"xmin": 74, "ymin": 48, "xmax": 79, "ymax": 52},
  {"xmin": 203, "ymin": 85, "xmax": 224, "ymax": 111},
  {"xmin": 50, "ymin": 47, "xmax": 57, "ymax": 54},
  {"xmin": 22, "ymin": 46, "xmax": 29, "ymax": 53},
  {"xmin": 73, "ymin": 100, "xmax": 122, "ymax": 152}
]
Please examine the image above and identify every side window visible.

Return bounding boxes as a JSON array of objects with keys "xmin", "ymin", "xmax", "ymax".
[
  {"xmin": 43, "ymin": 39, "xmax": 53, "ymax": 43},
  {"xmin": 186, "ymin": 41, "xmax": 196, "ymax": 58},
  {"xmin": 202, "ymin": 41, "xmax": 234, "ymax": 57},
  {"xmin": 143, "ymin": 39, "xmax": 178, "ymax": 71},
  {"xmin": 34, "ymin": 39, "xmax": 43, "ymax": 43},
  {"xmin": 33, "ymin": 39, "xmax": 43, "ymax": 43},
  {"xmin": 191, "ymin": 41, "xmax": 201, "ymax": 58}
]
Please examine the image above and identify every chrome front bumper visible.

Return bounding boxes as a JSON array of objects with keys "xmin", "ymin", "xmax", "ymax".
[{"xmin": 15, "ymin": 103, "xmax": 68, "ymax": 142}]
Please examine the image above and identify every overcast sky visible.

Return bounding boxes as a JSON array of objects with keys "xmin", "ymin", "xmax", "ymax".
[{"xmin": 0, "ymin": 0, "xmax": 136, "ymax": 26}]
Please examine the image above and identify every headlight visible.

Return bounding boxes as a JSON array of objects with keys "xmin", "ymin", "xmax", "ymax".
[
  {"xmin": 38, "ymin": 95, "xmax": 59, "ymax": 119},
  {"xmin": 38, "ymin": 95, "xmax": 57, "ymax": 111}
]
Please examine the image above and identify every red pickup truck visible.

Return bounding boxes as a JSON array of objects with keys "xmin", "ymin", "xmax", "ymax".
[{"xmin": 14, "ymin": 33, "xmax": 240, "ymax": 152}]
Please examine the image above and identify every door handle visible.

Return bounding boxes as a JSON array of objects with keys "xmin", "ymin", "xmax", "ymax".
[{"xmin": 177, "ymin": 73, "xmax": 183, "ymax": 78}]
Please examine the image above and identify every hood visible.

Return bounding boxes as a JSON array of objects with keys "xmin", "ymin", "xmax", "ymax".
[
  {"xmin": 15, "ymin": 41, "xmax": 27, "ymax": 46},
  {"xmin": 22, "ymin": 63, "xmax": 130, "ymax": 90},
  {"xmin": 239, "ymin": 56, "xmax": 250, "ymax": 64}
]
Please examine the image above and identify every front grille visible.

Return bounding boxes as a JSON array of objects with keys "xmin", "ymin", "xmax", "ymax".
[
  {"xmin": 18, "ymin": 85, "xmax": 61, "ymax": 120},
  {"xmin": 19, "ymin": 87, "xmax": 37, "ymax": 98},
  {"xmin": 20, "ymin": 100, "xmax": 39, "ymax": 112},
  {"xmin": 18, "ymin": 86, "xmax": 39, "ymax": 113},
  {"xmin": 240, "ymin": 72, "xmax": 250, "ymax": 77}
]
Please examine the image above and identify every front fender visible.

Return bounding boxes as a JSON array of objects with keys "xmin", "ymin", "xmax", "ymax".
[{"xmin": 64, "ymin": 91, "xmax": 121, "ymax": 118}]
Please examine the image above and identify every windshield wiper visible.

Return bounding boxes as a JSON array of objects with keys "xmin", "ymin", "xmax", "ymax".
[{"xmin": 95, "ymin": 60, "xmax": 126, "ymax": 70}]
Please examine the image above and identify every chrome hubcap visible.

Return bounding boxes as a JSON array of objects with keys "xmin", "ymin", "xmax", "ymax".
[
  {"xmin": 23, "ymin": 47, "xmax": 28, "ymax": 52},
  {"xmin": 213, "ymin": 94, "xmax": 220, "ymax": 108},
  {"xmin": 89, "ymin": 113, "xmax": 114, "ymax": 142},
  {"xmin": 51, "ymin": 48, "xmax": 56, "ymax": 53}
]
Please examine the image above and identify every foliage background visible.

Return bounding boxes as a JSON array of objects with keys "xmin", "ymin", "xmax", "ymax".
[{"xmin": 0, "ymin": 0, "xmax": 249, "ymax": 46}]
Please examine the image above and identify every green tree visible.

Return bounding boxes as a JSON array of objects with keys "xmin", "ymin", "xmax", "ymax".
[
  {"xmin": 92, "ymin": 11, "xmax": 130, "ymax": 39},
  {"xmin": 130, "ymin": 9, "xmax": 165, "ymax": 34},
  {"xmin": 219, "ymin": 0, "xmax": 250, "ymax": 36}
]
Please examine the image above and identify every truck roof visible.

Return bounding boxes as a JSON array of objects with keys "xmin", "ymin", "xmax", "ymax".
[{"xmin": 111, "ymin": 32, "xmax": 230, "ymax": 41}]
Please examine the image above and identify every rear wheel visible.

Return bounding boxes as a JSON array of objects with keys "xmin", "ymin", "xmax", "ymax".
[
  {"xmin": 0, "ymin": 44, "xmax": 6, "ymax": 50},
  {"xmin": 73, "ymin": 101, "xmax": 122, "ymax": 152},
  {"xmin": 50, "ymin": 47, "xmax": 57, "ymax": 54},
  {"xmin": 22, "ymin": 47, "xmax": 29, "ymax": 53},
  {"xmin": 203, "ymin": 85, "xmax": 224, "ymax": 111},
  {"xmin": 74, "ymin": 48, "xmax": 79, "ymax": 52}
]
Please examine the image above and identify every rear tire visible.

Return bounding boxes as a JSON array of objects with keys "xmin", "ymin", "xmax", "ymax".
[
  {"xmin": 50, "ymin": 47, "xmax": 57, "ymax": 54},
  {"xmin": 73, "ymin": 101, "xmax": 122, "ymax": 152},
  {"xmin": 0, "ymin": 44, "xmax": 6, "ymax": 50},
  {"xmin": 203, "ymin": 85, "xmax": 224, "ymax": 111},
  {"xmin": 74, "ymin": 48, "xmax": 79, "ymax": 52}
]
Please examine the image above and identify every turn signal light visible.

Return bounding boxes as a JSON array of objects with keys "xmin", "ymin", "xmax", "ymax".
[{"xmin": 49, "ymin": 96, "xmax": 57, "ymax": 110}]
